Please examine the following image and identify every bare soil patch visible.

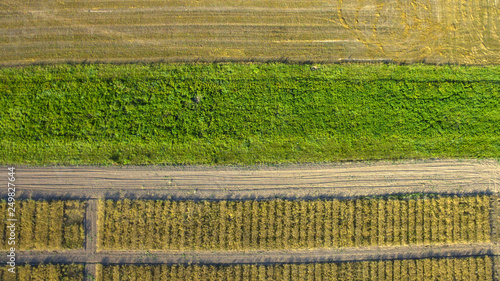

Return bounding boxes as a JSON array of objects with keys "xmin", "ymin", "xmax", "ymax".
[
  {"xmin": 7, "ymin": 159, "xmax": 499, "ymax": 200},
  {"xmin": 5, "ymin": 243, "xmax": 494, "ymax": 265}
]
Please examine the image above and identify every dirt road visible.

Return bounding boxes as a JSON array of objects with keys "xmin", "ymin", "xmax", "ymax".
[
  {"xmin": 7, "ymin": 243, "xmax": 495, "ymax": 265},
  {"xmin": 8, "ymin": 159, "xmax": 499, "ymax": 200}
]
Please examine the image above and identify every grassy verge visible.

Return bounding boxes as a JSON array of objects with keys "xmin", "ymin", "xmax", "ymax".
[{"xmin": 1, "ymin": 63, "xmax": 499, "ymax": 165}]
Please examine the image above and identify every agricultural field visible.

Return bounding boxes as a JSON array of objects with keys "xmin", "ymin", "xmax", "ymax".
[
  {"xmin": 1, "ymin": 0, "xmax": 499, "ymax": 65},
  {"xmin": 0, "ymin": 200, "xmax": 85, "ymax": 250},
  {"xmin": 1, "ymin": 63, "xmax": 499, "ymax": 165},
  {"xmin": 0, "ymin": 263, "xmax": 84, "ymax": 281},
  {"xmin": 0, "ymin": 166, "xmax": 498, "ymax": 280},
  {"xmin": 98, "ymin": 256, "xmax": 492, "ymax": 281},
  {"xmin": 99, "ymin": 195, "xmax": 490, "ymax": 250},
  {"xmin": 1, "ymin": 0, "xmax": 499, "ymax": 279}
]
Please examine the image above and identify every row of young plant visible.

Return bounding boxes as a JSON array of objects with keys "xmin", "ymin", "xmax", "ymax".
[
  {"xmin": 0, "ymin": 200, "xmax": 85, "ymax": 250},
  {"xmin": 0, "ymin": 264, "xmax": 83, "ymax": 281},
  {"xmin": 98, "ymin": 256, "xmax": 492, "ymax": 281},
  {"xmin": 99, "ymin": 195, "xmax": 490, "ymax": 250},
  {"xmin": 0, "ymin": 195, "xmax": 490, "ymax": 251},
  {"xmin": 0, "ymin": 256, "xmax": 490, "ymax": 281}
]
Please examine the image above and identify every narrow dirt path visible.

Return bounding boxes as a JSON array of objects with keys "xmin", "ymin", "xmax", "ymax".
[
  {"xmin": 6, "ymin": 159, "xmax": 499, "ymax": 200},
  {"xmin": 84, "ymin": 200, "xmax": 98, "ymax": 281},
  {"xmin": 84, "ymin": 264, "xmax": 96, "ymax": 281},
  {"xmin": 85, "ymin": 200, "xmax": 97, "ymax": 254},
  {"xmin": 7, "ymin": 243, "xmax": 496, "ymax": 265}
]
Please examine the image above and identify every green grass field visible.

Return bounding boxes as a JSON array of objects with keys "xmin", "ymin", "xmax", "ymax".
[{"xmin": 1, "ymin": 63, "xmax": 499, "ymax": 165}]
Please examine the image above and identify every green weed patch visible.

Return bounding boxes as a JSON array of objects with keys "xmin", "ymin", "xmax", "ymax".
[{"xmin": 1, "ymin": 63, "xmax": 499, "ymax": 165}]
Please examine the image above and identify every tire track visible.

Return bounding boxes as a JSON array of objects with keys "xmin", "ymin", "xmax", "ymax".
[
  {"xmin": 3, "ymin": 160, "xmax": 498, "ymax": 200},
  {"xmin": 3, "ymin": 243, "xmax": 496, "ymax": 265},
  {"xmin": 84, "ymin": 200, "xmax": 98, "ymax": 281}
]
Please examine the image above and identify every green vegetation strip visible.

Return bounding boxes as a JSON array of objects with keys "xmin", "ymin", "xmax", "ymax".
[
  {"xmin": 98, "ymin": 256, "xmax": 492, "ymax": 281},
  {"xmin": 0, "ymin": 264, "xmax": 84, "ymax": 281},
  {"xmin": 1, "ymin": 63, "xmax": 499, "ymax": 165},
  {"xmin": 99, "ymin": 195, "xmax": 490, "ymax": 250},
  {"xmin": 0, "ymin": 200, "xmax": 85, "ymax": 250}
]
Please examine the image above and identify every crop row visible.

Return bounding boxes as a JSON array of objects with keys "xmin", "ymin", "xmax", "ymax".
[
  {"xmin": 0, "ymin": 264, "xmax": 83, "ymax": 281},
  {"xmin": 0, "ymin": 200, "xmax": 85, "ymax": 250},
  {"xmin": 0, "ymin": 256, "xmax": 490, "ymax": 281},
  {"xmin": 99, "ymin": 195, "xmax": 490, "ymax": 250},
  {"xmin": 99, "ymin": 256, "xmax": 492, "ymax": 281}
]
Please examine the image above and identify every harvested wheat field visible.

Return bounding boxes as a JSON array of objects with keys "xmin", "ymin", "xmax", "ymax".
[{"xmin": 1, "ymin": 0, "xmax": 499, "ymax": 66}]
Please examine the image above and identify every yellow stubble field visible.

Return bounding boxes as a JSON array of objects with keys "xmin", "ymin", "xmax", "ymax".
[{"xmin": 1, "ymin": 0, "xmax": 499, "ymax": 65}]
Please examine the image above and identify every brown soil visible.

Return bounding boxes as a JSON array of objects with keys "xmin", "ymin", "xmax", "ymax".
[
  {"xmin": 9, "ymin": 159, "xmax": 499, "ymax": 200},
  {"xmin": 9, "ymin": 243, "xmax": 496, "ymax": 265}
]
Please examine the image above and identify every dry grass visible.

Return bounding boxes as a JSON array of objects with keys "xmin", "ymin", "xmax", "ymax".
[
  {"xmin": 99, "ymin": 195, "xmax": 491, "ymax": 250},
  {"xmin": 0, "ymin": 264, "xmax": 84, "ymax": 281},
  {"xmin": 0, "ymin": 200, "xmax": 85, "ymax": 250},
  {"xmin": 1, "ymin": 0, "xmax": 498, "ymax": 65},
  {"xmin": 98, "ymin": 256, "xmax": 493, "ymax": 281}
]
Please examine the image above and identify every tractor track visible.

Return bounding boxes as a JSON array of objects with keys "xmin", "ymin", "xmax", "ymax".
[
  {"xmin": 3, "ymin": 159, "xmax": 498, "ymax": 201},
  {"xmin": 2, "ymin": 243, "xmax": 497, "ymax": 265}
]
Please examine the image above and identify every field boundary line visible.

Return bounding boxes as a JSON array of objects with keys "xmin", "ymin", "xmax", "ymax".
[{"xmin": 5, "ymin": 186, "xmax": 494, "ymax": 201}]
